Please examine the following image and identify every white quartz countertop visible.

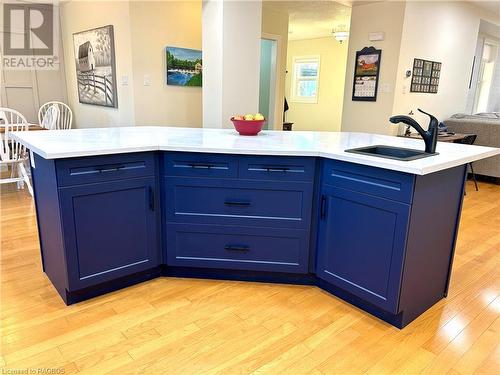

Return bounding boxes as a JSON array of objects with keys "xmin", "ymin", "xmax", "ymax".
[{"xmin": 11, "ymin": 126, "xmax": 500, "ymax": 175}]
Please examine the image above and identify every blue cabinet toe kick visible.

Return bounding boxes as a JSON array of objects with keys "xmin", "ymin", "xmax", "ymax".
[{"xmin": 30, "ymin": 151, "xmax": 467, "ymax": 329}]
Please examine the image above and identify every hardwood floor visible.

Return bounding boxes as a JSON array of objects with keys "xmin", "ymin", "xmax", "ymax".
[{"xmin": 1, "ymin": 180, "xmax": 499, "ymax": 374}]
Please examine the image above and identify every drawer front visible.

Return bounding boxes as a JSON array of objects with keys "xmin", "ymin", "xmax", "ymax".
[
  {"xmin": 165, "ymin": 178, "xmax": 313, "ymax": 229},
  {"xmin": 322, "ymin": 159, "xmax": 414, "ymax": 203},
  {"xmin": 163, "ymin": 152, "xmax": 238, "ymax": 178},
  {"xmin": 56, "ymin": 153, "xmax": 156, "ymax": 187},
  {"xmin": 239, "ymin": 156, "xmax": 315, "ymax": 182},
  {"xmin": 166, "ymin": 223, "xmax": 309, "ymax": 273}
]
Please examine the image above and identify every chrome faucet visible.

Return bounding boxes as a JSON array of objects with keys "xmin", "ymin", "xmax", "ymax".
[{"xmin": 390, "ymin": 109, "xmax": 439, "ymax": 154}]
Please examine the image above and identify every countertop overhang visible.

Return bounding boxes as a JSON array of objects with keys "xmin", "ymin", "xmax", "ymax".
[{"xmin": 11, "ymin": 126, "xmax": 500, "ymax": 175}]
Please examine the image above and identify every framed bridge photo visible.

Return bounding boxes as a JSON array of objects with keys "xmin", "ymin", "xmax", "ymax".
[
  {"xmin": 352, "ymin": 46, "xmax": 382, "ymax": 102},
  {"xmin": 73, "ymin": 25, "xmax": 118, "ymax": 108}
]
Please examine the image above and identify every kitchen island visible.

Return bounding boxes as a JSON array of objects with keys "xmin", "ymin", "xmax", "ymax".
[{"xmin": 11, "ymin": 127, "xmax": 500, "ymax": 328}]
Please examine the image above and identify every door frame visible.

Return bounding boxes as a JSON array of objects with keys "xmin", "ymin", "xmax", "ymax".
[{"xmin": 261, "ymin": 32, "xmax": 282, "ymax": 130}]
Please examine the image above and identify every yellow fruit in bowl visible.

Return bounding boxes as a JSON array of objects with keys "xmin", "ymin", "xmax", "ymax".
[
  {"xmin": 233, "ymin": 115, "xmax": 243, "ymax": 120},
  {"xmin": 254, "ymin": 113, "xmax": 265, "ymax": 121},
  {"xmin": 244, "ymin": 114, "xmax": 254, "ymax": 121}
]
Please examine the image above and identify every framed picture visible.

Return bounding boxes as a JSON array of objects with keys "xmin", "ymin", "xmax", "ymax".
[
  {"xmin": 352, "ymin": 46, "xmax": 382, "ymax": 101},
  {"xmin": 166, "ymin": 47, "xmax": 202, "ymax": 87},
  {"xmin": 410, "ymin": 58, "xmax": 441, "ymax": 94},
  {"xmin": 73, "ymin": 25, "xmax": 117, "ymax": 108}
]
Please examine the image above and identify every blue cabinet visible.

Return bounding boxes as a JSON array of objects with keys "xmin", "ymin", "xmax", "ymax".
[
  {"xmin": 162, "ymin": 152, "xmax": 314, "ymax": 273},
  {"xmin": 167, "ymin": 223, "xmax": 309, "ymax": 273},
  {"xmin": 59, "ymin": 177, "xmax": 159, "ymax": 290},
  {"xmin": 316, "ymin": 163, "xmax": 411, "ymax": 313},
  {"xmin": 165, "ymin": 177, "xmax": 312, "ymax": 229},
  {"xmin": 31, "ymin": 150, "xmax": 465, "ymax": 326}
]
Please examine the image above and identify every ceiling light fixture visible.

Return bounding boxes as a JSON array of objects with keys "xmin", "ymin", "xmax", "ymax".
[{"xmin": 333, "ymin": 26, "xmax": 349, "ymax": 44}]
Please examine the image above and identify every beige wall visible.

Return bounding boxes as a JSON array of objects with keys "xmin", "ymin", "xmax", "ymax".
[
  {"xmin": 393, "ymin": 1, "xmax": 497, "ymax": 127},
  {"xmin": 341, "ymin": 1, "xmax": 406, "ymax": 135},
  {"xmin": 130, "ymin": 1, "xmax": 202, "ymax": 127},
  {"xmin": 60, "ymin": 1, "xmax": 136, "ymax": 128},
  {"xmin": 60, "ymin": 0, "xmax": 202, "ymax": 128},
  {"xmin": 261, "ymin": 6, "xmax": 288, "ymax": 130},
  {"xmin": 285, "ymin": 37, "xmax": 348, "ymax": 132},
  {"xmin": 342, "ymin": 1, "xmax": 500, "ymax": 135}
]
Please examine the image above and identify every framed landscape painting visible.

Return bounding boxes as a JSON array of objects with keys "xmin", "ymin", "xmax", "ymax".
[
  {"xmin": 166, "ymin": 47, "xmax": 202, "ymax": 87},
  {"xmin": 73, "ymin": 25, "xmax": 118, "ymax": 107}
]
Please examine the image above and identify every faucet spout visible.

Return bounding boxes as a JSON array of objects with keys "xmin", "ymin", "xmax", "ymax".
[{"xmin": 389, "ymin": 109, "xmax": 439, "ymax": 154}]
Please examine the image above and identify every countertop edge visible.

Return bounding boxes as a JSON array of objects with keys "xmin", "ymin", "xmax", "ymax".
[{"xmin": 10, "ymin": 130, "xmax": 500, "ymax": 176}]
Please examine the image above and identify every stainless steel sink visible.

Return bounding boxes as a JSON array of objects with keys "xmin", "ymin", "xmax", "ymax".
[{"xmin": 345, "ymin": 145, "xmax": 438, "ymax": 161}]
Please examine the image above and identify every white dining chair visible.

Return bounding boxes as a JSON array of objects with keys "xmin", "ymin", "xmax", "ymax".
[
  {"xmin": 38, "ymin": 101, "xmax": 73, "ymax": 130},
  {"xmin": 40, "ymin": 104, "xmax": 60, "ymax": 130},
  {"xmin": 0, "ymin": 107, "xmax": 33, "ymax": 196}
]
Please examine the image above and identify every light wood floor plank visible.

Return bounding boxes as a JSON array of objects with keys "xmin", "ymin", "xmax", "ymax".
[{"xmin": 1, "ymin": 180, "xmax": 499, "ymax": 374}]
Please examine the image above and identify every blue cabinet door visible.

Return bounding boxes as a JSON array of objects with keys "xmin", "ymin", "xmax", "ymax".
[
  {"xmin": 316, "ymin": 185, "xmax": 410, "ymax": 313},
  {"xmin": 59, "ymin": 177, "xmax": 160, "ymax": 291}
]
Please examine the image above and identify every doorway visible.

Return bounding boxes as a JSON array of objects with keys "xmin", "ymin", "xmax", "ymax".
[{"xmin": 259, "ymin": 36, "xmax": 278, "ymax": 129}]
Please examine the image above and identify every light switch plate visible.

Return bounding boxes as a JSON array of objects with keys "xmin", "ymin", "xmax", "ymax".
[
  {"xmin": 380, "ymin": 83, "xmax": 392, "ymax": 93},
  {"xmin": 143, "ymin": 75, "xmax": 151, "ymax": 86},
  {"xmin": 121, "ymin": 75, "xmax": 129, "ymax": 86}
]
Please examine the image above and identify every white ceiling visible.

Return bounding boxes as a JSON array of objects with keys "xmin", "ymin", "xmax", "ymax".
[
  {"xmin": 263, "ymin": 1, "xmax": 352, "ymax": 41},
  {"xmin": 469, "ymin": 1, "xmax": 500, "ymax": 17}
]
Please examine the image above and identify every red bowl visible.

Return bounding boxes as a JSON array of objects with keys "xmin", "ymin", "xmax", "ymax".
[{"xmin": 231, "ymin": 118, "xmax": 266, "ymax": 136}]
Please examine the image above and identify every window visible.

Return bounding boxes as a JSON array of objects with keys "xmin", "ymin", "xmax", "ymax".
[
  {"xmin": 291, "ymin": 56, "xmax": 320, "ymax": 103},
  {"xmin": 473, "ymin": 40, "xmax": 499, "ymax": 113}
]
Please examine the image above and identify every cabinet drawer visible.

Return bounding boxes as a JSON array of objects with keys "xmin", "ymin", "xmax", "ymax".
[
  {"xmin": 56, "ymin": 153, "xmax": 156, "ymax": 187},
  {"xmin": 166, "ymin": 223, "xmax": 309, "ymax": 273},
  {"xmin": 322, "ymin": 159, "xmax": 414, "ymax": 203},
  {"xmin": 239, "ymin": 156, "xmax": 315, "ymax": 182},
  {"xmin": 165, "ymin": 178, "xmax": 313, "ymax": 229},
  {"xmin": 163, "ymin": 152, "xmax": 238, "ymax": 178}
]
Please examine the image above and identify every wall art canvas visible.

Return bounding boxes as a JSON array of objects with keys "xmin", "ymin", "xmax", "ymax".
[
  {"xmin": 352, "ymin": 46, "xmax": 382, "ymax": 102},
  {"xmin": 73, "ymin": 25, "xmax": 118, "ymax": 107},
  {"xmin": 166, "ymin": 47, "xmax": 202, "ymax": 87}
]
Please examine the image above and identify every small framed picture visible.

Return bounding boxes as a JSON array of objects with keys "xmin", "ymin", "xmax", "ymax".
[{"xmin": 410, "ymin": 58, "xmax": 441, "ymax": 94}]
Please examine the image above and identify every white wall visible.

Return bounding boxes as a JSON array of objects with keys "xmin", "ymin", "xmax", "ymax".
[
  {"xmin": 60, "ymin": 1, "xmax": 136, "ymax": 128},
  {"xmin": 392, "ymin": 1, "xmax": 485, "ymax": 127},
  {"xmin": 341, "ymin": 1, "xmax": 406, "ymax": 135},
  {"xmin": 60, "ymin": 0, "xmax": 203, "ymax": 129},
  {"xmin": 202, "ymin": 0, "xmax": 262, "ymax": 128},
  {"xmin": 202, "ymin": 0, "xmax": 223, "ymax": 128},
  {"xmin": 285, "ymin": 37, "xmax": 348, "ymax": 132}
]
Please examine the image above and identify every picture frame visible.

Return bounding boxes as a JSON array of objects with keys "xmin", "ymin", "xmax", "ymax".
[
  {"xmin": 352, "ymin": 46, "xmax": 382, "ymax": 102},
  {"xmin": 166, "ymin": 46, "xmax": 202, "ymax": 87},
  {"xmin": 72, "ymin": 25, "xmax": 118, "ymax": 108},
  {"xmin": 410, "ymin": 58, "xmax": 441, "ymax": 94}
]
